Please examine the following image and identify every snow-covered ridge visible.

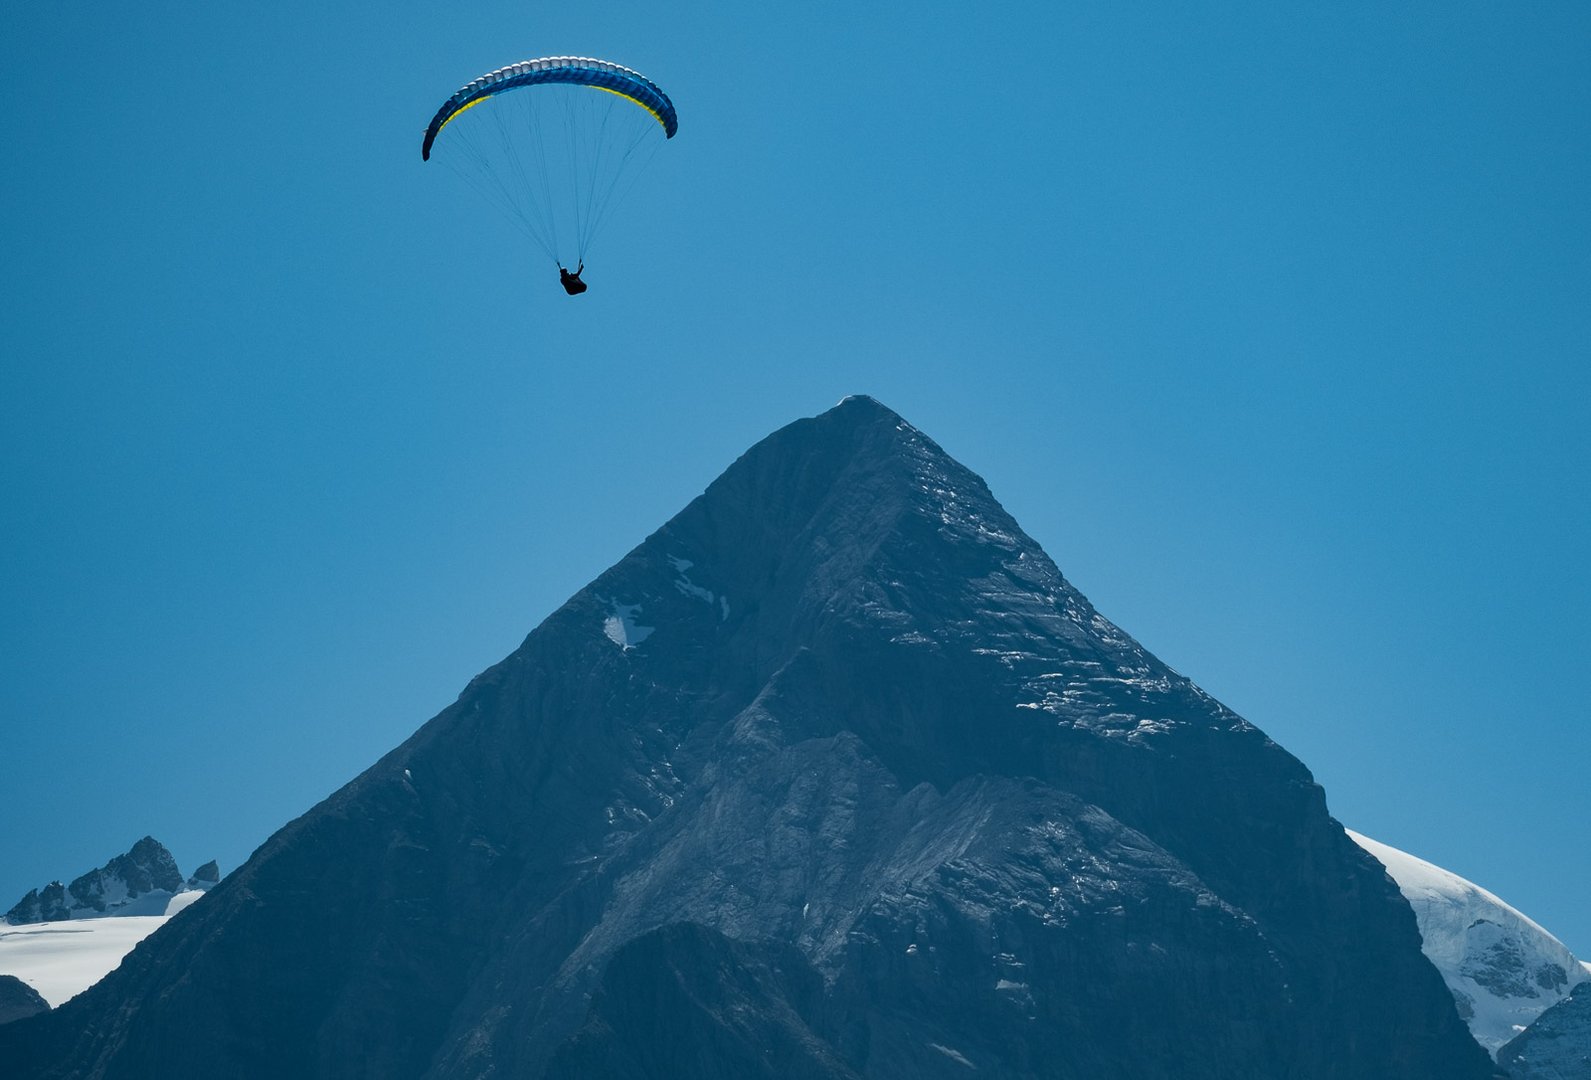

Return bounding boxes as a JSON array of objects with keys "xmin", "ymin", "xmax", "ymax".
[
  {"xmin": 0, "ymin": 892, "xmax": 205, "ymax": 1007},
  {"xmin": 3, "ymin": 837, "xmax": 214, "ymax": 925},
  {"xmin": 1, "ymin": 839, "xmax": 221, "ymax": 1009},
  {"xmin": 1350, "ymin": 830, "xmax": 1589, "ymax": 1057}
]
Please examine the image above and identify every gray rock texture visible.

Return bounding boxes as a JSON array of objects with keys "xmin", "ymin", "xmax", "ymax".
[
  {"xmin": 0, "ymin": 976, "xmax": 48, "ymax": 1026},
  {"xmin": 0, "ymin": 397, "xmax": 1493, "ymax": 1078},
  {"xmin": 186, "ymin": 861, "xmax": 221, "ymax": 891},
  {"xmin": 1499, "ymin": 982, "xmax": 1591, "ymax": 1079}
]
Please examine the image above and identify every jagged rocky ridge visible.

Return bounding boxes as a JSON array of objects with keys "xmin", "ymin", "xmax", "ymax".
[
  {"xmin": 0, "ymin": 397, "xmax": 1495, "ymax": 1079},
  {"xmin": 0, "ymin": 841, "xmax": 223, "ymax": 1009},
  {"xmin": 4, "ymin": 838, "xmax": 190, "ymax": 924}
]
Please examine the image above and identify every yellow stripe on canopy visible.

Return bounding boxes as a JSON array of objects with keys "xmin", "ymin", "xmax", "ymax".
[
  {"xmin": 436, "ymin": 95, "xmax": 493, "ymax": 138},
  {"xmin": 591, "ymin": 85, "xmax": 669, "ymax": 133}
]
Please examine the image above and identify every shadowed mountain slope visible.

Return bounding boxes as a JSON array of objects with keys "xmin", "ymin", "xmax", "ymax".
[{"xmin": 0, "ymin": 396, "xmax": 1493, "ymax": 1079}]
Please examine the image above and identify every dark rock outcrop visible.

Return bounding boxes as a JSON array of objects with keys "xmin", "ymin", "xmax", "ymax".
[
  {"xmin": 0, "ymin": 397, "xmax": 1494, "ymax": 1078},
  {"xmin": 0, "ymin": 977, "xmax": 48, "ymax": 1026},
  {"xmin": 4, "ymin": 884, "xmax": 70, "ymax": 926},
  {"xmin": 547, "ymin": 923, "xmax": 857, "ymax": 1080},
  {"xmin": 186, "ymin": 861, "xmax": 221, "ymax": 891},
  {"xmin": 1499, "ymin": 981, "xmax": 1591, "ymax": 1079}
]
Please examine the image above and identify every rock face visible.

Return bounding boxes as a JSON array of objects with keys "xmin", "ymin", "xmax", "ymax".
[
  {"xmin": 4, "ymin": 838, "xmax": 185, "ymax": 924},
  {"xmin": 1499, "ymin": 981, "xmax": 1591, "ymax": 1079},
  {"xmin": 3, "ymin": 885, "xmax": 72, "ymax": 927},
  {"xmin": 1350, "ymin": 831, "xmax": 1589, "ymax": 1057},
  {"xmin": 0, "ymin": 977, "xmax": 48, "ymax": 1026},
  {"xmin": 546, "ymin": 922, "xmax": 857, "ymax": 1080},
  {"xmin": 0, "ymin": 397, "xmax": 1494, "ymax": 1079},
  {"xmin": 186, "ymin": 861, "xmax": 221, "ymax": 892}
]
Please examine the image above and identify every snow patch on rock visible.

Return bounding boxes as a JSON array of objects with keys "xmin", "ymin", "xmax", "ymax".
[
  {"xmin": 929, "ymin": 1042, "xmax": 977, "ymax": 1068},
  {"xmin": 602, "ymin": 603, "xmax": 654, "ymax": 649}
]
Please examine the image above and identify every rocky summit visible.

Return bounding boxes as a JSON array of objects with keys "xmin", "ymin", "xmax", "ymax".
[
  {"xmin": 4, "ymin": 837, "xmax": 185, "ymax": 925},
  {"xmin": 0, "ymin": 397, "xmax": 1494, "ymax": 1078},
  {"xmin": 185, "ymin": 861, "xmax": 221, "ymax": 892}
]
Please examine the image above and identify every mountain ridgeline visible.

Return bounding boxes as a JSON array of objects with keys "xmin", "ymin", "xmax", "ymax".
[
  {"xmin": 4, "ymin": 837, "xmax": 213, "ymax": 925},
  {"xmin": 0, "ymin": 397, "xmax": 1494, "ymax": 1078},
  {"xmin": 1350, "ymin": 830, "xmax": 1589, "ymax": 1059}
]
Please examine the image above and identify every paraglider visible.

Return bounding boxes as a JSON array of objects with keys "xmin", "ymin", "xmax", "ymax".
[{"xmin": 421, "ymin": 57, "xmax": 678, "ymax": 296}]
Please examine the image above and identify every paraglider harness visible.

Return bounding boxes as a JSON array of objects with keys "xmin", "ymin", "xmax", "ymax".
[{"xmin": 559, "ymin": 262, "xmax": 587, "ymax": 296}]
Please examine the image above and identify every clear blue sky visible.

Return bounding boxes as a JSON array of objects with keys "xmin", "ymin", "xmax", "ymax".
[{"xmin": 4, "ymin": 2, "xmax": 1586, "ymax": 953}]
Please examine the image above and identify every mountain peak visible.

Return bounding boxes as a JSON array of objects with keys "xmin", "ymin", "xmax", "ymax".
[
  {"xmin": 830, "ymin": 392, "xmax": 896, "ymax": 415},
  {"xmin": 2, "ymin": 402, "xmax": 1493, "ymax": 1080},
  {"xmin": 4, "ymin": 837, "xmax": 184, "ymax": 925},
  {"xmin": 655, "ymin": 395, "xmax": 1030, "ymax": 594},
  {"xmin": 568, "ymin": 397, "xmax": 1175, "ymax": 790}
]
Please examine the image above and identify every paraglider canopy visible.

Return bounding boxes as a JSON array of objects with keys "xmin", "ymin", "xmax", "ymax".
[
  {"xmin": 422, "ymin": 57, "xmax": 678, "ymax": 161},
  {"xmin": 421, "ymin": 56, "xmax": 678, "ymax": 274}
]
